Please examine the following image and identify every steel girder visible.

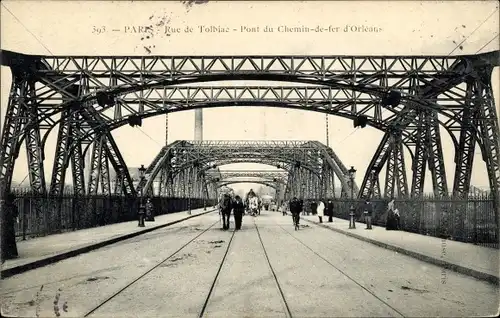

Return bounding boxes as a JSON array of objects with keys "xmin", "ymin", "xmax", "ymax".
[
  {"xmin": 360, "ymin": 53, "xmax": 500, "ymax": 200},
  {"xmin": 0, "ymin": 50, "xmax": 498, "ymax": 212},
  {"xmin": 138, "ymin": 140, "xmax": 324, "ymax": 194},
  {"xmin": 302, "ymin": 141, "xmax": 359, "ymax": 197},
  {"xmin": 0, "ymin": 51, "xmax": 482, "ymax": 155},
  {"xmin": 137, "ymin": 140, "xmax": 356, "ymax": 201},
  {"xmin": 361, "ymin": 59, "xmax": 470, "ymax": 199},
  {"xmin": 214, "ymin": 180, "xmax": 279, "ymax": 190},
  {"xmin": 208, "ymin": 173, "xmax": 288, "ymax": 188},
  {"xmin": 0, "ymin": 77, "xmax": 47, "ymax": 196},
  {"xmin": 0, "ymin": 55, "xmax": 136, "ymax": 199},
  {"xmin": 206, "ymin": 170, "xmax": 288, "ymax": 182},
  {"xmin": 3, "ymin": 51, "xmax": 490, "ymax": 154}
]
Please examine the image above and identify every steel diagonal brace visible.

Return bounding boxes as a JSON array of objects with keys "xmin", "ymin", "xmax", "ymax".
[
  {"xmin": 49, "ymin": 109, "xmax": 72, "ymax": 196},
  {"xmin": 0, "ymin": 81, "xmax": 29, "ymax": 194},
  {"xmin": 87, "ymin": 135, "xmax": 105, "ymax": 195},
  {"xmin": 136, "ymin": 141, "xmax": 185, "ymax": 194},
  {"xmin": 0, "ymin": 77, "xmax": 46, "ymax": 196},
  {"xmin": 77, "ymin": 106, "xmax": 136, "ymax": 196},
  {"xmin": 69, "ymin": 112, "xmax": 87, "ymax": 195},
  {"xmin": 361, "ymin": 58, "xmax": 473, "ymax": 198},
  {"xmin": 98, "ymin": 138, "xmax": 111, "ymax": 195},
  {"xmin": 306, "ymin": 141, "xmax": 359, "ymax": 198},
  {"xmin": 425, "ymin": 109, "xmax": 449, "ymax": 196},
  {"xmin": 23, "ymin": 81, "xmax": 47, "ymax": 195},
  {"xmin": 410, "ymin": 111, "xmax": 428, "ymax": 196},
  {"xmin": 473, "ymin": 76, "xmax": 500, "ymax": 216}
]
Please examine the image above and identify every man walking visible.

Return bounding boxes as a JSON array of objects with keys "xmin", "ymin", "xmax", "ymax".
[
  {"xmin": 232, "ymin": 195, "xmax": 245, "ymax": 230},
  {"xmin": 220, "ymin": 193, "xmax": 232, "ymax": 230},
  {"xmin": 326, "ymin": 199, "xmax": 334, "ymax": 222},
  {"xmin": 289, "ymin": 197, "xmax": 302, "ymax": 230},
  {"xmin": 317, "ymin": 199, "xmax": 325, "ymax": 223},
  {"xmin": 364, "ymin": 199, "xmax": 374, "ymax": 230}
]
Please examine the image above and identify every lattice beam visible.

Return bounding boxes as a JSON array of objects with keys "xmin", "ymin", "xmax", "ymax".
[
  {"xmin": 410, "ymin": 111, "xmax": 429, "ymax": 197},
  {"xmin": 24, "ymin": 81, "xmax": 47, "ymax": 195},
  {"xmin": 425, "ymin": 110, "xmax": 449, "ymax": 196},
  {"xmin": 384, "ymin": 133, "xmax": 409, "ymax": 198}
]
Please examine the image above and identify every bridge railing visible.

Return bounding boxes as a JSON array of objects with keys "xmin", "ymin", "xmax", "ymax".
[
  {"xmin": 327, "ymin": 194, "xmax": 498, "ymax": 249},
  {"xmin": 9, "ymin": 190, "xmax": 216, "ymax": 240}
]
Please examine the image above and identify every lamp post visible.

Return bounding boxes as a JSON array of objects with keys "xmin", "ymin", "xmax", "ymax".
[
  {"xmin": 348, "ymin": 166, "xmax": 357, "ymax": 229},
  {"xmin": 187, "ymin": 185, "xmax": 192, "ymax": 215},
  {"xmin": 138, "ymin": 165, "xmax": 146, "ymax": 227}
]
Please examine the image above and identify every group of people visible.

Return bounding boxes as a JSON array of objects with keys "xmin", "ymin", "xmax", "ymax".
[
  {"xmin": 285, "ymin": 197, "xmax": 335, "ymax": 230},
  {"xmin": 385, "ymin": 198, "xmax": 400, "ymax": 230},
  {"xmin": 282, "ymin": 196, "xmax": 401, "ymax": 231},
  {"xmin": 217, "ymin": 189, "xmax": 262, "ymax": 230},
  {"xmin": 362, "ymin": 198, "xmax": 401, "ymax": 230}
]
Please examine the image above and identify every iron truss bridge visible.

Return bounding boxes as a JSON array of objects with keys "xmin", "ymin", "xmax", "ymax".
[
  {"xmin": 134, "ymin": 140, "xmax": 353, "ymax": 202},
  {"xmin": 205, "ymin": 170, "xmax": 288, "ymax": 195},
  {"xmin": 0, "ymin": 50, "xmax": 499, "ymax": 216}
]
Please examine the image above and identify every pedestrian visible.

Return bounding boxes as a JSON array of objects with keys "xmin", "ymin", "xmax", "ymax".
[
  {"xmin": 310, "ymin": 200, "xmax": 318, "ymax": 215},
  {"xmin": 317, "ymin": 199, "xmax": 325, "ymax": 223},
  {"xmin": 364, "ymin": 199, "xmax": 373, "ymax": 230},
  {"xmin": 394, "ymin": 208, "xmax": 401, "ymax": 230},
  {"xmin": 220, "ymin": 193, "xmax": 232, "ymax": 230},
  {"xmin": 301, "ymin": 199, "xmax": 307, "ymax": 215},
  {"xmin": 289, "ymin": 197, "xmax": 302, "ymax": 230},
  {"xmin": 326, "ymin": 199, "xmax": 334, "ymax": 222},
  {"xmin": 145, "ymin": 198, "xmax": 155, "ymax": 221},
  {"xmin": 2, "ymin": 193, "xmax": 19, "ymax": 261},
  {"xmin": 386, "ymin": 198, "xmax": 397, "ymax": 230},
  {"xmin": 232, "ymin": 195, "xmax": 245, "ymax": 230}
]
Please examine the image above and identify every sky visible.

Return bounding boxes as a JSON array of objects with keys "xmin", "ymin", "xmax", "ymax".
[{"xmin": 1, "ymin": 0, "xmax": 499, "ymax": 195}]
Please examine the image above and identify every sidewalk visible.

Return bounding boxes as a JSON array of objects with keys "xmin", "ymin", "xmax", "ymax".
[
  {"xmin": 1, "ymin": 208, "xmax": 216, "ymax": 278},
  {"xmin": 301, "ymin": 215, "xmax": 499, "ymax": 285}
]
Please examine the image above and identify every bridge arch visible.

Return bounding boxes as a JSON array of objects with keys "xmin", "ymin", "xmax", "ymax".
[
  {"xmin": 1, "ymin": 50, "xmax": 498, "ymax": 205},
  {"xmin": 214, "ymin": 180, "xmax": 280, "ymax": 191},
  {"xmin": 138, "ymin": 140, "xmax": 354, "ymax": 200}
]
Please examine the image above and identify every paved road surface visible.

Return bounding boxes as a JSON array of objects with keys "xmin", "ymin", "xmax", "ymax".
[{"xmin": 1, "ymin": 212, "xmax": 498, "ymax": 317}]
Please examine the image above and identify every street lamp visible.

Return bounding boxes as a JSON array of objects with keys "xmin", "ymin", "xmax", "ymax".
[
  {"xmin": 188, "ymin": 185, "xmax": 192, "ymax": 215},
  {"xmin": 138, "ymin": 165, "xmax": 146, "ymax": 227},
  {"xmin": 348, "ymin": 166, "xmax": 357, "ymax": 229}
]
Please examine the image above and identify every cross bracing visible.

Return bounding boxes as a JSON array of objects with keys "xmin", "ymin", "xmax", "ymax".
[
  {"xmin": 0, "ymin": 50, "xmax": 498, "ymax": 221},
  {"xmin": 135, "ymin": 140, "xmax": 352, "ymax": 200}
]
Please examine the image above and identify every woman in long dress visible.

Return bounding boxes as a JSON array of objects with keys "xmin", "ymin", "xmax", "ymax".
[
  {"xmin": 249, "ymin": 196, "xmax": 259, "ymax": 216},
  {"xmin": 317, "ymin": 200, "xmax": 325, "ymax": 223},
  {"xmin": 386, "ymin": 198, "xmax": 397, "ymax": 230}
]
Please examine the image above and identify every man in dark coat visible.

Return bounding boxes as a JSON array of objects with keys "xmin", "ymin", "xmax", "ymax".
[
  {"xmin": 326, "ymin": 199, "xmax": 334, "ymax": 222},
  {"xmin": 289, "ymin": 197, "xmax": 303, "ymax": 230},
  {"xmin": 364, "ymin": 199, "xmax": 374, "ymax": 230},
  {"xmin": 2, "ymin": 193, "xmax": 19, "ymax": 261},
  {"xmin": 219, "ymin": 194, "xmax": 232, "ymax": 230},
  {"xmin": 232, "ymin": 195, "xmax": 245, "ymax": 230},
  {"xmin": 310, "ymin": 201, "xmax": 318, "ymax": 215}
]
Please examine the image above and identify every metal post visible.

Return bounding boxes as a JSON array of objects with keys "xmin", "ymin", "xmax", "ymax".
[
  {"xmin": 326, "ymin": 114, "xmax": 329, "ymax": 147},
  {"xmin": 138, "ymin": 182, "xmax": 145, "ymax": 227},
  {"xmin": 188, "ymin": 186, "xmax": 192, "ymax": 215},
  {"xmin": 349, "ymin": 175, "xmax": 356, "ymax": 229},
  {"xmin": 138, "ymin": 165, "xmax": 146, "ymax": 227}
]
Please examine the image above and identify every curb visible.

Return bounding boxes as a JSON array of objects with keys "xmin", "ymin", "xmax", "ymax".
[
  {"xmin": 1, "ymin": 209, "xmax": 217, "ymax": 279},
  {"xmin": 301, "ymin": 217, "xmax": 499, "ymax": 286}
]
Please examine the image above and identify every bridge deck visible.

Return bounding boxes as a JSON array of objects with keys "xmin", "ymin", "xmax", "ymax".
[
  {"xmin": 1, "ymin": 208, "xmax": 213, "ymax": 276},
  {"xmin": 1, "ymin": 212, "xmax": 498, "ymax": 317}
]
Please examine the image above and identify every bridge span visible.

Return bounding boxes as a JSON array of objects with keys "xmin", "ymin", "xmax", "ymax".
[{"xmin": 0, "ymin": 50, "xmax": 499, "ymax": 316}]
